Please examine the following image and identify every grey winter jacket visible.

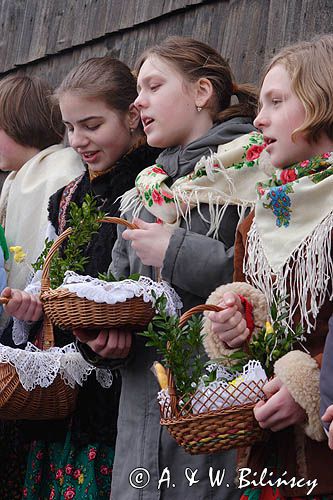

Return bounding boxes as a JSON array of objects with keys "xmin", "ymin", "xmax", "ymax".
[{"xmin": 109, "ymin": 118, "xmax": 255, "ymax": 500}]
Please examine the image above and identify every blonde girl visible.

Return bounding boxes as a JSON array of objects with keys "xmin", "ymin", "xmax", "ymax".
[{"xmin": 204, "ymin": 34, "xmax": 333, "ymax": 499}]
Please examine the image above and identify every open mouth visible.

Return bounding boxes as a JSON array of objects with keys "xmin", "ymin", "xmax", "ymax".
[
  {"xmin": 264, "ymin": 137, "xmax": 276, "ymax": 146},
  {"xmin": 81, "ymin": 151, "xmax": 99, "ymax": 162},
  {"xmin": 142, "ymin": 116, "xmax": 154, "ymax": 129}
]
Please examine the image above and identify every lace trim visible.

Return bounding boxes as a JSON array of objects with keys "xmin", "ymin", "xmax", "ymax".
[
  {"xmin": 0, "ymin": 342, "xmax": 113, "ymax": 391},
  {"xmin": 59, "ymin": 271, "xmax": 183, "ymax": 316}
]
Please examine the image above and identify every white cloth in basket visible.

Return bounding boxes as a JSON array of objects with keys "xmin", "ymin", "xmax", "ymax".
[
  {"xmin": 191, "ymin": 360, "xmax": 268, "ymax": 414},
  {"xmin": 59, "ymin": 272, "xmax": 182, "ymax": 316}
]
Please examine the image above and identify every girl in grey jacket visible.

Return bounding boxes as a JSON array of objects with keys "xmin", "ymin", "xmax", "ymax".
[{"xmin": 77, "ymin": 36, "xmax": 257, "ymax": 500}]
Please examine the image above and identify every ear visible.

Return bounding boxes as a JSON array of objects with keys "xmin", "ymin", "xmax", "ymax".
[
  {"xmin": 194, "ymin": 78, "xmax": 214, "ymax": 108},
  {"xmin": 127, "ymin": 103, "xmax": 141, "ymax": 130}
]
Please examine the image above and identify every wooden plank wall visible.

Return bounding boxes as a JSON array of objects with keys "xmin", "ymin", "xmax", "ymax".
[{"xmin": 0, "ymin": 0, "xmax": 332, "ymax": 87}]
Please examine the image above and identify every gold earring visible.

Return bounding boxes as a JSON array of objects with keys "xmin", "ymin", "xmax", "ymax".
[{"xmin": 197, "ymin": 106, "xmax": 202, "ymax": 112}]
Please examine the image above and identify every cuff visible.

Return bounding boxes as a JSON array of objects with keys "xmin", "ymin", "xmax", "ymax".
[
  {"xmin": 202, "ymin": 281, "xmax": 268, "ymax": 361},
  {"xmin": 274, "ymin": 350, "xmax": 325, "ymax": 442}
]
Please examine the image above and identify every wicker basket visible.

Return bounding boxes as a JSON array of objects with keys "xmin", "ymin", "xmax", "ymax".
[
  {"xmin": 160, "ymin": 304, "xmax": 267, "ymax": 455},
  {"xmin": 40, "ymin": 217, "xmax": 155, "ymax": 339},
  {"xmin": 0, "ymin": 297, "xmax": 77, "ymax": 420}
]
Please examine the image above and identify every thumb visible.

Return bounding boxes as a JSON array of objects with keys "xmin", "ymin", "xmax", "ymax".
[
  {"xmin": 1, "ymin": 287, "xmax": 12, "ymax": 298},
  {"xmin": 222, "ymin": 291, "xmax": 240, "ymax": 309},
  {"xmin": 132, "ymin": 217, "xmax": 151, "ymax": 230}
]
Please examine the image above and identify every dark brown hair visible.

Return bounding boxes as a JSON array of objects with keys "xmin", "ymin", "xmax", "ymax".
[
  {"xmin": 135, "ymin": 36, "xmax": 258, "ymax": 123},
  {"xmin": 55, "ymin": 56, "xmax": 139, "ymax": 116},
  {"xmin": 0, "ymin": 74, "xmax": 64, "ymax": 149}
]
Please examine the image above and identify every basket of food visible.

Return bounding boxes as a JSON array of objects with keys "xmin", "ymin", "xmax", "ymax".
[
  {"xmin": 141, "ymin": 295, "xmax": 303, "ymax": 455},
  {"xmin": 40, "ymin": 216, "xmax": 158, "ymax": 338}
]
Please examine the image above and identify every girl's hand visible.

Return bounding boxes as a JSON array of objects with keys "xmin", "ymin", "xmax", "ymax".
[
  {"xmin": 206, "ymin": 291, "xmax": 249, "ymax": 348},
  {"xmin": 122, "ymin": 217, "xmax": 173, "ymax": 268},
  {"xmin": 322, "ymin": 405, "xmax": 333, "ymax": 449},
  {"xmin": 254, "ymin": 377, "xmax": 306, "ymax": 431},
  {"xmin": 1, "ymin": 287, "xmax": 43, "ymax": 321},
  {"xmin": 74, "ymin": 328, "xmax": 132, "ymax": 359}
]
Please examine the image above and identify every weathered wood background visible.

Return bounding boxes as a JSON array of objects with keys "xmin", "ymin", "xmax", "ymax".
[{"xmin": 0, "ymin": 0, "xmax": 332, "ymax": 87}]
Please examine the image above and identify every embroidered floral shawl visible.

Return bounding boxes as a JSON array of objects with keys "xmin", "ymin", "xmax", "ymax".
[
  {"xmin": 246, "ymin": 152, "xmax": 333, "ymax": 333},
  {"xmin": 120, "ymin": 132, "xmax": 272, "ymax": 235}
]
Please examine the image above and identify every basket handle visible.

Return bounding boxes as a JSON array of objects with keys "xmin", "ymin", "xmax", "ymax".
[
  {"xmin": 40, "ymin": 217, "xmax": 138, "ymax": 349},
  {"xmin": 167, "ymin": 303, "xmax": 223, "ymax": 414},
  {"xmin": 41, "ymin": 217, "xmax": 138, "ymax": 293}
]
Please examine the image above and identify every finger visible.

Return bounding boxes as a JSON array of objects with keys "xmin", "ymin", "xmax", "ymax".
[
  {"xmin": 122, "ymin": 228, "xmax": 137, "ymax": 241},
  {"xmin": 25, "ymin": 297, "xmax": 43, "ymax": 322},
  {"xmin": 208, "ymin": 305, "xmax": 238, "ymax": 325},
  {"xmin": 87, "ymin": 330, "xmax": 109, "ymax": 354},
  {"xmin": 223, "ymin": 326, "xmax": 250, "ymax": 348},
  {"xmin": 73, "ymin": 328, "xmax": 100, "ymax": 343},
  {"xmin": 132, "ymin": 217, "xmax": 151, "ymax": 230},
  {"xmin": 322, "ymin": 406, "xmax": 333, "ymax": 422},
  {"xmin": 1, "ymin": 287, "xmax": 12, "ymax": 298},
  {"xmin": 329, "ymin": 420, "xmax": 333, "ymax": 450},
  {"xmin": 262, "ymin": 377, "xmax": 281, "ymax": 398}
]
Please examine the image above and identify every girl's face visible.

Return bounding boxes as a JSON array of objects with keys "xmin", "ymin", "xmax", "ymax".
[
  {"xmin": 254, "ymin": 64, "xmax": 317, "ymax": 169},
  {"xmin": 135, "ymin": 56, "xmax": 213, "ymax": 148},
  {"xmin": 60, "ymin": 93, "xmax": 136, "ymax": 172},
  {"xmin": 0, "ymin": 130, "xmax": 38, "ymax": 171}
]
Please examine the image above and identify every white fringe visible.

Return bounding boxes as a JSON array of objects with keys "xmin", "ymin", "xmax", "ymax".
[{"xmin": 245, "ymin": 212, "xmax": 333, "ymax": 334}]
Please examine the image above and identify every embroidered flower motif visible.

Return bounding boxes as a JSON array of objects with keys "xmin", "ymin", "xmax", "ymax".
[
  {"xmin": 73, "ymin": 468, "xmax": 81, "ymax": 479},
  {"xmin": 322, "ymin": 152, "xmax": 331, "ymax": 159},
  {"xmin": 100, "ymin": 464, "xmax": 109, "ymax": 475},
  {"xmin": 55, "ymin": 468, "xmax": 63, "ymax": 480},
  {"xmin": 64, "ymin": 486, "xmax": 76, "ymax": 499},
  {"xmin": 36, "ymin": 450, "xmax": 43, "ymax": 460},
  {"xmin": 152, "ymin": 189, "xmax": 163, "ymax": 205},
  {"xmin": 65, "ymin": 464, "xmax": 74, "ymax": 475},
  {"xmin": 280, "ymin": 168, "xmax": 297, "ymax": 184},
  {"xmin": 300, "ymin": 160, "xmax": 310, "ymax": 167},
  {"xmin": 263, "ymin": 184, "xmax": 294, "ymax": 227},
  {"xmin": 49, "ymin": 488, "xmax": 55, "ymax": 500},
  {"xmin": 151, "ymin": 166, "xmax": 166, "ymax": 174},
  {"xmin": 246, "ymin": 144, "xmax": 266, "ymax": 161},
  {"xmin": 88, "ymin": 447, "xmax": 97, "ymax": 461}
]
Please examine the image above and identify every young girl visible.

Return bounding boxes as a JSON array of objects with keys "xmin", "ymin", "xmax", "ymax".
[
  {"xmin": 0, "ymin": 74, "xmax": 84, "ymax": 291},
  {"xmin": 2, "ymin": 57, "xmax": 159, "ymax": 499},
  {"xmin": 203, "ymin": 34, "xmax": 333, "ymax": 498},
  {"xmin": 0, "ymin": 74, "xmax": 83, "ymax": 500},
  {"xmin": 76, "ymin": 36, "xmax": 258, "ymax": 499}
]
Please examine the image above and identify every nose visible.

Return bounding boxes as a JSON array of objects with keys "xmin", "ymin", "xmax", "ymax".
[
  {"xmin": 134, "ymin": 90, "xmax": 147, "ymax": 109},
  {"xmin": 69, "ymin": 128, "xmax": 89, "ymax": 150},
  {"xmin": 254, "ymin": 107, "xmax": 268, "ymax": 130}
]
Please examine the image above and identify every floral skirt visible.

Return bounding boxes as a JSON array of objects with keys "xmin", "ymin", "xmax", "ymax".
[
  {"xmin": 23, "ymin": 431, "xmax": 114, "ymax": 500},
  {"xmin": 0, "ymin": 422, "xmax": 29, "ymax": 499}
]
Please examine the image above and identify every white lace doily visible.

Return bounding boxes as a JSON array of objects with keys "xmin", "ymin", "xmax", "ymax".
[
  {"xmin": 0, "ymin": 342, "xmax": 113, "ymax": 391},
  {"xmin": 59, "ymin": 271, "xmax": 182, "ymax": 316}
]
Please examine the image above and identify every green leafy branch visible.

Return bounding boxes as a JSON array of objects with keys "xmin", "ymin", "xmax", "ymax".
[
  {"xmin": 139, "ymin": 295, "xmax": 205, "ymax": 395},
  {"xmin": 32, "ymin": 193, "xmax": 105, "ymax": 288}
]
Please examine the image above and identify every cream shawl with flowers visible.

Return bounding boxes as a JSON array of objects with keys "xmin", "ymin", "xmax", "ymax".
[
  {"xmin": 0, "ymin": 145, "xmax": 84, "ymax": 290},
  {"xmin": 245, "ymin": 152, "xmax": 333, "ymax": 333},
  {"xmin": 120, "ymin": 132, "xmax": 273, "ymax": 236}
]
